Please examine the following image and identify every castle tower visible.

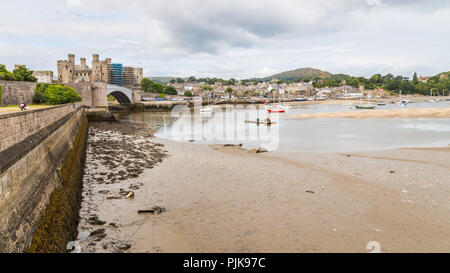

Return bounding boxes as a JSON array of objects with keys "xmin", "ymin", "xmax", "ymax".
[
  {"xmin": 102, "ymin": 58, "xmax": 112, "ymax": 83},
  {"xmin": 68, "ymin": 54, "xmax": 75, "ymax": 65},
  {"xmin": 80, "ymin": 58, "xmax": 87, "ymax": 70},
  {"xmin": 57, "ymin": 54, "xmax": 76, "ymax": 83},
  {"xmin": 134, "ymin": 67, "xmax": 143, "ymax": 86},
  {"xmin": 92, "ymin": 54, "xmax": 101, "ymax": 82}
]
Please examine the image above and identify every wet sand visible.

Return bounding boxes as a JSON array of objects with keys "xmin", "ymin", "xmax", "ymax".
[
  {"xmin": 289, "ymin": 107, "xmax": 450, "ymax": 119},
  {"xmin": 76, "ymin": 123, "xmax": 450, "ymax": 253}
]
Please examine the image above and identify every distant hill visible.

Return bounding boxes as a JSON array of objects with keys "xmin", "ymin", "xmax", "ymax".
[
  {"xmin": 250, "ymin": 67, "xmax": 332, "ymax": 82},
  {"xmin": 146, "ymin": 77, "xmax": 183, "ymax": 84}
]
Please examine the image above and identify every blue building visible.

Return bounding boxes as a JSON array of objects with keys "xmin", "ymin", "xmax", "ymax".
[{"xmin": 109, "ymin": 63, "xmax": 124, "ymax": 86}]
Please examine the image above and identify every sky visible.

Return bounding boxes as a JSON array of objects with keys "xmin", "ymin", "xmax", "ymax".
[{"xmin": 0, "ymin": 0, "xmax": 449, "ymax": 79}]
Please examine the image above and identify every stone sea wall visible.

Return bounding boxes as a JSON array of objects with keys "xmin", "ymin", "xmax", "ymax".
[
  {"xmin": 0, "ymin": 107, "xmax": 88, "ymax": 253},
  {"xmin": 0, "ymin": 102, "xmax": 83, "ymax": 153}
]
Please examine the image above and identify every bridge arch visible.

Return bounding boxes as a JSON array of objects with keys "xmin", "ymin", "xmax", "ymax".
[{"xmin": 106, "ymin": 84, "xmax": 133, "ymax": 104}]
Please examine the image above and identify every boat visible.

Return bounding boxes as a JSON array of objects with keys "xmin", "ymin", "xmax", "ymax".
[
  {"xmin": 355, "ymin": 105, "xmax": 376, "ymax": 110},
  {"xmin": 279, "ymin": 104, "xmax": 292, "ymax": 109},
  {"xmin": 267, "ymin": 107, "xmax": 285, "ymax": 113},
  {"xmin": 296, "ymin": 97, "xmax": 307, "ymax": 101},
  {"xmin": 201, "ymin": 96, "xmax": 214, "ymax": 113},
  {"xmin": 245, "ymin": 119, "xmax": 277, "ymax": 126},
  {"xmin": 200, "ymin": 107, "xmax": 214, "ymax": 113},
  {"xmin": 377, "ymin": 102, "xmax": 386, "ymax": 106},
  {"xmin": 268, "ymin": 91, "xmax": 286, "ymax": 113},
  {"xmin": 396, "ymin": 90, "xmax": 408, "ymax": 106},
  {"xmin": 354, "ymin": 91, "xmax": 375, "ymax": 110}
]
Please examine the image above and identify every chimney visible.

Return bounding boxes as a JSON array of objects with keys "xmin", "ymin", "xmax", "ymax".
[{"xmin": 93, "ymin": 54, "xmax": 99, "ymax": 62}]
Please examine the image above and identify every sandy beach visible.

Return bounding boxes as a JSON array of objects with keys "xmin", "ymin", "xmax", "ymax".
[
  {"xmin": 76, "ymin": 123, "xmax": 450, "ymax": 253},
  {"xmin": 289, "ymin": 107, "xmax": 450, "ymax": 119}
]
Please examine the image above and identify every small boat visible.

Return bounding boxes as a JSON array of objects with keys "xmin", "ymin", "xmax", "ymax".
[
  {"xmin": 296, "ymin": 98, "xmax": 307, "ymax": 102},
  {"xmin": 279, "ymin": 104, "xmax": 292, "ymax": 109},
  {"xmin": 200, "ymin": 107, "xmax": 214, "ymax": 113},
  {"xmin": 355, "ymin": 104, "xmax": 376, "ymax": 110},
  {"xmin": 427, "ymin": 99, "xmax": 438, "ymax": 103},
  {"xmin": 377, "ymin": 102, "xmax": 386, "ymax": 106},
  {"xmin": 267, "ymin": 105, "xmax": 285, "ymax": 113},
  {"xmin": 245, "ymin": 120, "xmax": 277, "ymax": 126}
]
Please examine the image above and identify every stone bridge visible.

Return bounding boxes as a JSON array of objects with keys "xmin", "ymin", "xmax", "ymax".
[
  {"xmin": 107, "ymin": 84, "xmax": 136, "ymax": 104},
  {"xmin": 0, "ymin": 81, "xmax": 141, "ymax": 107}
]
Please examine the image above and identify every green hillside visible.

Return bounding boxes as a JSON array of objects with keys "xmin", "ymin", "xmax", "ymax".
[{"xmin": 250, "ymin": 67, "xmax": 332, "ymax": 82}]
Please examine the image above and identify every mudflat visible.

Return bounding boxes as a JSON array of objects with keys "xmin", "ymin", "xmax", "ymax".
[{"xmin": 77, "ymin": 123, "xmax": 450, "ymax": 253}]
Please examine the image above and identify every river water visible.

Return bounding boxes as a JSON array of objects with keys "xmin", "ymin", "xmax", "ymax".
[{"xmin": 113, "ymin": 101, "xmax": 450, "ymax": 153}]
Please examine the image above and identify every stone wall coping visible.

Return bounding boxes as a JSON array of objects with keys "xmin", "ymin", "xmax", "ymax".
[{"xmin": 0, "ymin": 103, "xmax": 82, "ymax": 120}]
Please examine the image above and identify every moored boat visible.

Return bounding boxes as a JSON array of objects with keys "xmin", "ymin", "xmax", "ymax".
[
  {"xmin": 355, "ymin": 104, "xmax": 376, "ymax": 110},
  {"xmin": 267, "ymin": 105, "xmax": 285, "ymax": 113},
  {"xmin": 200, "ymin": 107, "xmax": 214, "ymax": 113}
]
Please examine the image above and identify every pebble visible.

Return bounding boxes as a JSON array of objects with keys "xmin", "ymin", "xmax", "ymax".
[{"xmin": 115, "ymin": 243, "xmax": 132, "ymax": 251}]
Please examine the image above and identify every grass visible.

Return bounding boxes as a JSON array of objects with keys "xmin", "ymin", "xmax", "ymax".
[{"xmin": 0, "ymin": 104, "xmax": 54, "ymax": 113}]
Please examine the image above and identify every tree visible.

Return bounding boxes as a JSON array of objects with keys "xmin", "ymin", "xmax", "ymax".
[
  {"xmin": 33, "ymin": 83, "xmax": 49, "ymax": 103},
  {"xmin": 170, "ymin": 79, "xmax": 176, "ymax": 84},
  {"xmin": 0, "ymin": 64, "xmax": 17, "ymax": 81},
  {"xmin": 13, "ymin": 65, "xmax": 37, "ymax": 82},
  {"xmin": 225, "ymin": 87, "xmax": 233, "ymax": 94},
  {"xmin": 203, "ymin": 84, "xmax": 213, "ymax": 91},
  {"xmin": 164, "ymin": 86, "xmax": 178, "ymax": 95},
  {"xmin": 43, "ymin": 85, "xmax": 82, "ymax": 104},
  {"xmin": 369, "ymin": 74, "xmax": 382, "ymax": 84},
  {"xmin": 413, "ymin": 72, "xmax": 419, "ymax": 85},
  {"xmin": 184, "ymin": 91, "xmax": 193, "ymax": 97},
  {"xmin": 141, "ymin": 78, "xmax": 164, "ymax": 93}
]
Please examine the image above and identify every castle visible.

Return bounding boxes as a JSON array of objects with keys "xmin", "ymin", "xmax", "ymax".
[{"xmin": 57, "ymin": 54, "xmax": 143, "ymax": 87}]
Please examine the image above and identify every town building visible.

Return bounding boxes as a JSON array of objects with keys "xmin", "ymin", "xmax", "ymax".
[{"xmin": 418, "ymin": 76, "xmax": 431, "ymax": 83}]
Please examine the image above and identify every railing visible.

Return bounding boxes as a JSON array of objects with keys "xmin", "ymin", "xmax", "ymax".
[{"xmin": 0, "ymin": 102, "xmax": 84, "ymax": 152}]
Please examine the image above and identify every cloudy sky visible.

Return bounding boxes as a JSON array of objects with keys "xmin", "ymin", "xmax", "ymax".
[{"xmin": 0, "ymin": 0, "xmax": 449, "ymax": 79}]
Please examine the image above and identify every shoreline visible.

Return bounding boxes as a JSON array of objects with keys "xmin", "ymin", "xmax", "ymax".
[
  {"xmin": 75, "ymin": 121, "xmax": 450, "ymax": 253},
  {"xmin": 289, "ymin": 107, "xmax": 450, "ymax": 119}
]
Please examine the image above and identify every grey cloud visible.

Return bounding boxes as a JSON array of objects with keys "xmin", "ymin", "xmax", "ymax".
[{"xmin": 0, "ymin": 0, "xmax": 449, "ymax": 78}]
